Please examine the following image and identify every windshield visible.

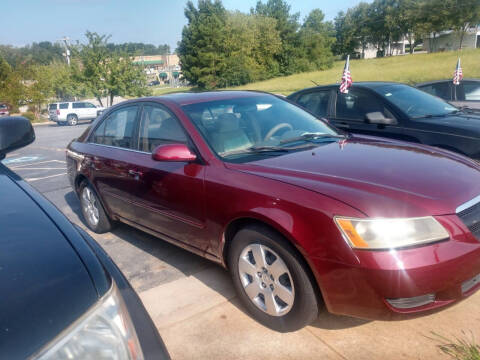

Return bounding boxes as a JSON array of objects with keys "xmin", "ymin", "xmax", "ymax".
[
  {"xmin": 182, "ymin": 95, "xmax": 339, "ymax": 160},
  {"xmin": 0, "ymin": 104, "xmax": 7, "ymax": 110},
  {"xmin": 373, "ymin": 84, "xmax": 457, "ymax": 118}
]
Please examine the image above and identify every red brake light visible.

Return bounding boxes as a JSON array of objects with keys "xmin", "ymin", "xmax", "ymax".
[{"xmin": 56, "ymin": 109, "xmax": 60, "ymax": 115}]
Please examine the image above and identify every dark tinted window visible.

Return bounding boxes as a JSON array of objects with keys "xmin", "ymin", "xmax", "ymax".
[
  {"xmin": 85, "ymin": 102, "xmax": 97, "ymax": 108},
  {"xmin": 60, "ymin": 103, "xmax": 68, "ymax": 109},
  {"xmin": 48, "ymin": 104, "xmax": 57, "ymax": 110},
  {"xmin": 72, "ymin": 102, "xmax": 85, "ymax": 109},
  {"xmin": 335, "ymin": 89, "xmax": 389, "ymax": 121},
  {"xmin": 92, "ymin": 106, "xmax": 138, "ymax": 149},
  {"xmin": 373, "ymin": 84, "xmax": 457, "ymax": 118},
  {"xmin": 296, "ymin": 91, "xmax": 330, "ymax": 117},
  {"xmin": 463, "ymin": 82, "xmax": 480, "ymax": 101},
  {"xmin": 139, "ymin": 105, "xmax": 187, "ymax": 152},
  {"xmin": 418, "ymin": 82, "xmax": 451, "ymax": 100}
]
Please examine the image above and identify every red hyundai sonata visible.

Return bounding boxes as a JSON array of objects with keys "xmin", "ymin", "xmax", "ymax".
[{"xmin": 67, "ymin": 91, "xmax": 480, "ymax": 331}]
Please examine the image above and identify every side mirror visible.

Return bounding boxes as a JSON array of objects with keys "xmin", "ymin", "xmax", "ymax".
[
  {"xmin": 152, "ymin": 143, "xmax": 197, "ymax": 162},
  {"xmin": 365, "ymin": 112, "xmax": 397, "ymax": 125},
  {"xmin": 0, "ymin": 117, "xmax": 35, "ymax": 160}
]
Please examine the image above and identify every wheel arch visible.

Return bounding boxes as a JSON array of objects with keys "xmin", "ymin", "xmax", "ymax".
[{"xmin": 221, "ymin": 216, "xmax": 324, "ymax": 305}]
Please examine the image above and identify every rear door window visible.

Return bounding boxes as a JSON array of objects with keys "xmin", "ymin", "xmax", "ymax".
[
  {"xmin": 91, "ymin": 106, "xmax": 139, "ymax": 149},
  {"xmin": 48, "ymin": 104, "xmax": 57, "ymax": 110},
  {"xmin": 296, "ymin": 91, "xmax": 330, "ymax": 117},
  {"xmin": 72, "ymin": 102, "xmax": 85, "ymax": 109},
  {"xmin": 59, "ymin": 103, "xmax": 69, "ymax": 109}
]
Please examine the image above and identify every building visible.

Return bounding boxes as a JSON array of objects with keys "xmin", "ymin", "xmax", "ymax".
[
  {"xmin": 132, "ymin": 54, "xmax": 182, "ymax": 85},
  {"xmin": 355, "ymin": 38, "xmax": 410, "ymax": 59},
  {"xmin": 423, "ymin": 27, "xmax": 480, "ymax": 52}
]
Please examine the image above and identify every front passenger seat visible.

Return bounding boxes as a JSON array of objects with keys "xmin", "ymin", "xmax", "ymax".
[{"xmin": 211, "ymin": 113, "xmax": 252, "ymax": 154}]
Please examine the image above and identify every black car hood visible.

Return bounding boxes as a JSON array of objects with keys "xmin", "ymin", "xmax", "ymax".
[
  {"xmin": 416, "ymin": 113, "xmax": 480, "ymax": 135},
  {"xmin": 0, "ymin": 169, "xmax": 98, "ymax": 359}
]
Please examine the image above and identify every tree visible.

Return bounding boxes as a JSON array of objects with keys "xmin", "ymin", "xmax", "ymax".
[
  {"xmin": 253, "ymin": 0, "xmax": 301, "ymax": 75},
  {"xmin": 177, "ymin": 0, "xmax": 228, "ymax": 89},
  {"xmin": 447, "ymin": 0, "xmax": 480, "ymax": 49},
  {"xmin": 76, "ymin": 32, "xmax": 149, "ymax": 106}
]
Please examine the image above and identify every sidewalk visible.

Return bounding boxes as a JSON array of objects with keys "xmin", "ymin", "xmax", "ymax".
[{"xmin": 139, "ymin": 265, "xmax": 480, "ymax": 360}]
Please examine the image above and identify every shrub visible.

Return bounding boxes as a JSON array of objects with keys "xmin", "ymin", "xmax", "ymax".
[{"xmin": 22, "ymin": 111, "xmax": 36, "ymax": 122}]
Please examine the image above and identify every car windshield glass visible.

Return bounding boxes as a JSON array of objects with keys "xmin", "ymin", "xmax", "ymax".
[
  {"xmin": 373, "ymin": 84, "xmax": 457, "ymax": 118},
  {"xmin": 182, "ymin": 95, "xmax": 339, "ymax": 160}
]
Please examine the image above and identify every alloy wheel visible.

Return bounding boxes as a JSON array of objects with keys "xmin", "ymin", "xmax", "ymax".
[
  {"xmin": 81, "ymin": 187, "xmax": 99, "ymax": 227},
  {"xmin": 238, "ymin": 243, "xmax": 295, "ymax": 316}
]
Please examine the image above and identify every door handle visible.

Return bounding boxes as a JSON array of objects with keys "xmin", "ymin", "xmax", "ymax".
[
  {"xmin": 128, "ymin": 169, "xmax": 143, "ymax": 179},
  {"xmin": 337, "ymin": 122, "xmax": 350, "ymax": 128}
]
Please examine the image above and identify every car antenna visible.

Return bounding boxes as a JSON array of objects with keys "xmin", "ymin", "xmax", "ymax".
[{"xmin": 310, "ymin": 80, "xmax": 319, "ymax": 86}]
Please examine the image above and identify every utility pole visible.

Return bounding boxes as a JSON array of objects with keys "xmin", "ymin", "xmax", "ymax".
[{"xmin": 58, "ymin": 37, "xmax": 71, "ymax": 66}]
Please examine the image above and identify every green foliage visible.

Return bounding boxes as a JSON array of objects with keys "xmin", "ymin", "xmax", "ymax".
[
  {"xmin": 178, "ymin": 0, "xmax": 334, "ymax": 89},
  {"xmin": 76, "ymin": 31, "xmax": 149, "ymax": 106},
  {"xmin": 21, "ymin": 111, "xmax": 36, "ymax": 122},
  {"xmin": 430, "ymin": 331, "xmax": 480, "ymax": 360},
  {"xmin": 106, "ymin": 43, "xmax": 171, "ymax": 56}
]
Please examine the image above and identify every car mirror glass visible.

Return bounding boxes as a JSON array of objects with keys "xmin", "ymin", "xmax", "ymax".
[{"xmin": 365, "ymin": 112, "xmax": 396, "ymax": 125}]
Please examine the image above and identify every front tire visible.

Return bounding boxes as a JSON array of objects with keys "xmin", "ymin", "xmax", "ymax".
[
  {"xmin": 67, "ymin": 114, "xmax": 78, "ymax": 126},
  {"xmin": 79, "ymin": 182, "xmax": 113, "ymax": 233},
  {"xmin": 228, "ymin": 224, "xmax": 319, "ymax": 332}
]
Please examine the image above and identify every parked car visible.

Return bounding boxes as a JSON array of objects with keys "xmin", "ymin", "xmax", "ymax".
[
  {"xmin": 288, "ymin": 82, "xmax": 480, "ymax": 160},
  {"xmin": 0, "ymin": 103, "xmax": 9, "ymax": 116},
  {"xmin": 67, "ymin": 91, "xmax": 480, "ymax": 332},
  {"xmin": 0, "ymin": 116, "xmax": 170, "ymax": 359},
  {"xmin": 49, "ymin": 101, "xmax": 105, "ymax": 126},
  {"xmin": 417, "ymin": 79, "xmax": 480, "ymax": 112},
  {"xmin": 148, "ymin": 80, "xmax": 160, "ymax": 86}
]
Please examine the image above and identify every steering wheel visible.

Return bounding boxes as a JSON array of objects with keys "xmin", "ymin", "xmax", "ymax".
[{"xmin": 264, "ymin": 123, "xmax": 293, "ymax": 142}]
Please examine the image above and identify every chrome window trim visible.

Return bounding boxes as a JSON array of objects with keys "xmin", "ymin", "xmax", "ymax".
[
  {"xmin": 456, "ymin": 194, "xmax": 480, "ymax": 214},
  {"xmin": 87, "ymin": 142, "xmax": 151, "ymax": 155}
]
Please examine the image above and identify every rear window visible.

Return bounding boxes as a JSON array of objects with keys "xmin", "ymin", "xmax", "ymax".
[
  {"xmin": 49, "ymin": 104, "xmax": 57, "ymax": 110},
  {"xmin": 0, "ymin": 104, "xmax": 7, "ymax": 110},
  {"xmin": 60, "ymin": 103, "xmax": 69, "ymax": 109}
]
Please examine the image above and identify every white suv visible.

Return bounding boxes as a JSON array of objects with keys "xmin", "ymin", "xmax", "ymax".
[{"xmin": 48, "ymin": 101, "xmax": 105, "ymax": 126}]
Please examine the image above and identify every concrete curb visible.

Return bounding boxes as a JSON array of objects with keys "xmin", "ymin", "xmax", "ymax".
[{"xmin": 32, "ymin": 121, "xmax": 54, "ymax": 126}]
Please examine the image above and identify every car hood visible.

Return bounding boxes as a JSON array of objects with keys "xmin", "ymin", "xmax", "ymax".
[
  {"xmin": 418, "ymin": 113, "xmax": 480, "ymax": 134},
  {"xmin": 0, "ymin": 170, "xmax": 98, "ymax": 358},
  {"xmin": 226, "ymin": 136, "xmax": 480, "ymax": 217}
]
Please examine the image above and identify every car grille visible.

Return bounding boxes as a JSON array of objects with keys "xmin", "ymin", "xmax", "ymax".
[{"xmin": 457, "ymin": 197, "xmax": 480, "ymax": 240}]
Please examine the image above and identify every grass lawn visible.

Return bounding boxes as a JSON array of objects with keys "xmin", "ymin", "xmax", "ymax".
[
  {"xmin": 230, "ymin": 49, "xmax": 480, "ymax": 95},
  {"xmin": 150, "ymin": 86, "xmax": 192, "ymax": 96}
]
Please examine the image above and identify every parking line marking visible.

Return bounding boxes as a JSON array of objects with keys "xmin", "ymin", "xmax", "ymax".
[
  {"xmin": 26, "ymin": 173, "xmax": 67, "ymax": 182},
  {"xmin": 13, "ymin": 167, "xmax": 66, "ymax": 170},
  {"xmin": 11, "ymin": 160, "xmax": 66, "ymax": 169}
]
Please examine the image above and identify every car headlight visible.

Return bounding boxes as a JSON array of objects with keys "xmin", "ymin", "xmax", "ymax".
[
  {"xmin": 334, "ymin": 216, "xmax": 449, "ymax": 250},
  {"xmin": 34, "ymin": 281, "xmax": 143, "ymax": 360}
]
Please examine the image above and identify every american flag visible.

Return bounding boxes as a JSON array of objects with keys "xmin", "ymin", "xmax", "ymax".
[
  {"xmin": 339, "ymin": 55, "xmax": 352, "ymax": 94},
  {"xmin": 453, "ymin": 58, "xmax": 463, "ymax": 85}
]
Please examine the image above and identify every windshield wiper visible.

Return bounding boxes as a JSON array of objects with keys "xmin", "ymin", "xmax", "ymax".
[
  {"xmin": 280, "ymin": 132, "xmax": 346, "ymax": 145},
  {"xmin": 221, "ymin": 145, "xmax": 291, "ymax": 157}
]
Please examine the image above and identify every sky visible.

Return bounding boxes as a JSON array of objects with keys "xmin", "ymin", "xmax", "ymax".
[{"xmin": 1, "ymin": 0, "xmax": 365, "ymax": 49}]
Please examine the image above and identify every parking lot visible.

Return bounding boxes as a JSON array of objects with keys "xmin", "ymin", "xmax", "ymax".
[{"xmin": 4, "ymin": 121, "xmax": 480, "ymax": 360}]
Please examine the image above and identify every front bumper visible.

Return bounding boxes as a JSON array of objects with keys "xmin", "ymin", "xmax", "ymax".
[{"xmin": 314, "ymin": 214, "xmax": 480, "ymax": 320}]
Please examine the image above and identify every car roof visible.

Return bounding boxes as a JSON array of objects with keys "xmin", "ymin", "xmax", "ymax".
[
  {"xmin": 287, "ymin": 82, "xmax": 409, "ymax": 98},
  {"xmin": 416, "ymin": 78, "xmax": 480, "ymax": 86},
  {"xmin": 148, "ymin": 90, "xmax": 273, "ymax": 106}
]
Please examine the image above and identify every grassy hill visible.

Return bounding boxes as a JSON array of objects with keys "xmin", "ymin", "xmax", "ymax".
[
  {"xmin": 151, "ymin": 49, "xmax": 480, "ymax": 96},
  {"xmin": 231, "ymin": 49, "xmax": 480, "ymax": 95}
]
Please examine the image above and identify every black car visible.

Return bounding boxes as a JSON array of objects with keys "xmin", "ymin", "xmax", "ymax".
[
  {"xmin": 0, "ymin": 117, "xmax": 169, "ymax": 359},
  {"xmin": 287, "ymin": 82, "xmax": 480, "ymax": 160},
  {"xmin": 417, "ymin": 79, "xmax": 480, "ymax": 112}
]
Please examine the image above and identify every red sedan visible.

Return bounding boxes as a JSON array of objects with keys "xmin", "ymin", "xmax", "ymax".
[{"xmin": 67, "ymin": 91, "xmax": 480, "ymax": 331}]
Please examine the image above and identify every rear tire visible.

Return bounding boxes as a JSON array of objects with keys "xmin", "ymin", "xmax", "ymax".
[
  {"xmin": 228, "ymin": 224, "xmax": 319, "ymax": 332},
  {"xmin": 79, "ymin": 182, "xmax": 113, "ymax": 233},
  {"xmin": 67, "ymin": 114, "xmax": 78, "ymax": 126}
]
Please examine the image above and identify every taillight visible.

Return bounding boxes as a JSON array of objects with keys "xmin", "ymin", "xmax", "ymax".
[{"xmin": 56, "ymin": 109, "xmax": 60, "ymax": 115}]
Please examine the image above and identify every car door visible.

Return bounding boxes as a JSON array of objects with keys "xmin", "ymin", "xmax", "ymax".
[
  {"xmin": 84, "ymin": 102, "xmax": 98, "ymax": 119},
  {"xmin": 86, "ymin": 105, "xmax": 141, "ymax": 220},
  {"xmin": 72, "ymin": 102, "xmax": 87, "ymax": 119},
  {"xmin": 454, "ymin": 81, "xmax": 480, "ymax": 111},
  {"xmin": 330, "ymin": 88, "xmax": 404, "ymax": 139},
  {"xmin": 127, "ymin": 103, "xmax": 208, "ymax": 251}
]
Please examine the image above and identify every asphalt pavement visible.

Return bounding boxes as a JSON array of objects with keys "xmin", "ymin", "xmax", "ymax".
[{"xmin": 4, "ymin": 121, "xmax": 480, "ymax": 360}]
